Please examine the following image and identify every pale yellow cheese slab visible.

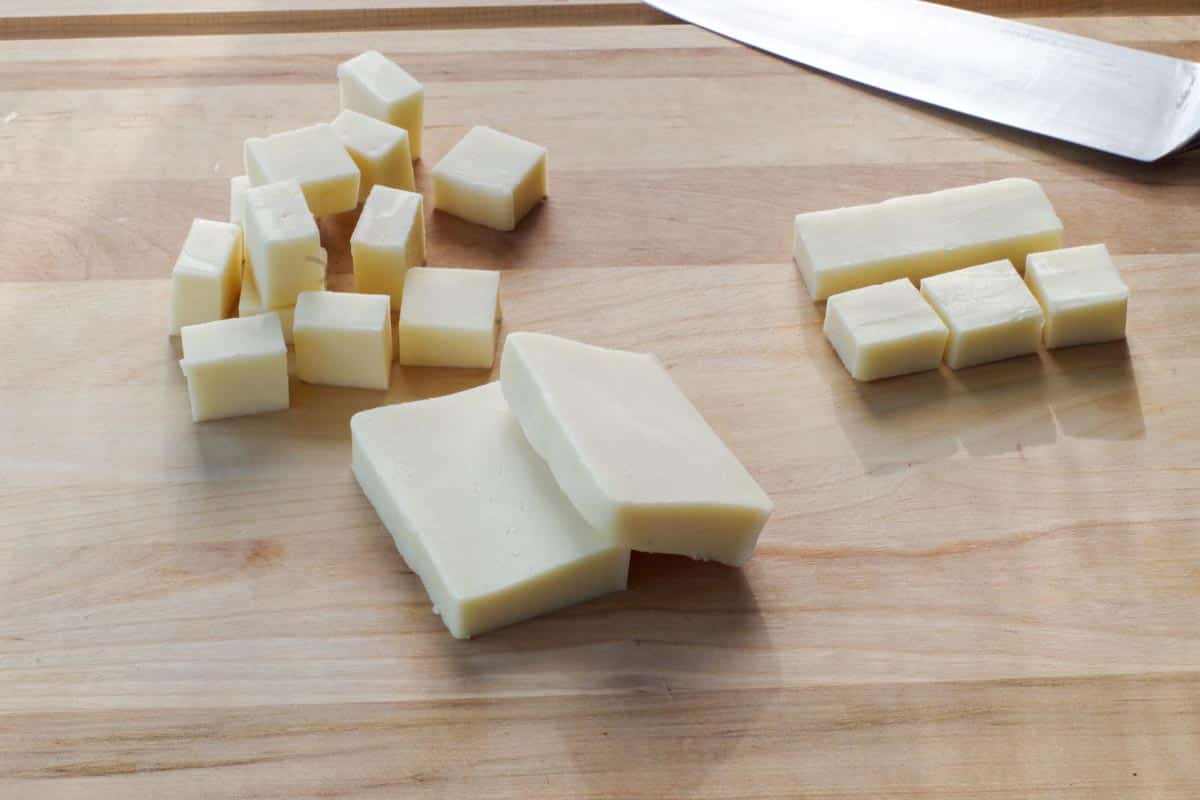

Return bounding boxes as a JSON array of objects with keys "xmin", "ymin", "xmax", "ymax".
[
  {"xmin": 1025, "ymin": 244, "xmax": 1128, "ymax": 349},
  {"xmin": 823, "ymin": 278, "xmax": 949, "ymax": 381}
]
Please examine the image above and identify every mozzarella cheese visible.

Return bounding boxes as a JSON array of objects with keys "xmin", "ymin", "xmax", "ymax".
[
  {"xmin": 351, "ymin": 383, "xmax": 630, "ymax": 638},
  {"xmin": 229, "ymin": 175, "xmax": 250, "ymax": 226},
  {"xmin": 351, "ymin": 186, "xmax": 425, "ymax": 307},
  {"xmin": 920, "ymin": 260, "xmax": 1044, "ymax": 369},
  {"xmin": 337, "ymin": 50, "xmax": 424, "ymax": 160},
  {"xmin": 396, "ymin": 267, "xmax": 500, "ymax": 368},
  {"xmin": 1025, "ymin": 244, "xmax": 1128, "ymax": 349},
  {"xmin": 236, "ymin": 263, "xmax": 323, "ymax": 346},
  {"xmin": 499, "ymin": 332, "xmax": 772, "ymax": 566},
  {"xmin": 167, "ymin": 218, "xmax": 243, "ymax": 335},
  {"xmin": 793, "ymin": 178, "xmax": 1063, "ymax": 300},
  {"xmin": 332, "ymin": 109, "xmax": 415, "ymax": 199},
  {"xmin": 432, "ymin": 126, "xmax": 547, "ymax": 231},
  {"xmin": 178, "ymin": 313, "xmax": 289, "ymax": 422},
  {"xmin": 244, "ymin": 124, "xmax": 361, "ymax": 217},
  {"xmin": 243, "ymin": 180, "xmax": 326, "ymax": 309},
  {"xmin": 823, "ymin": 278, "xmax": 948, "ymax": 381},
  {"xmin": 293, "ymin": 291, "xmax": 393, "ymax": 390}
]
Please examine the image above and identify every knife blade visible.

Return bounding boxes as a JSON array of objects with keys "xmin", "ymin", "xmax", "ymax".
[{"xmin": 645, "ymin": 0, "xmax": 1200, "ymax": 162}]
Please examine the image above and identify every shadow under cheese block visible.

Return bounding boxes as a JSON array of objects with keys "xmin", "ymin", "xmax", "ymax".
[
  {"xmin": 499, "ymin": 332, "xmax": 773, "ymax": 566},
  {"xmin": 793, "ymin": 177, "xmax": 1063, "ymax": 301},
  {"xmin": 351, "ymin": 383, "xmax": 630, "ymax": 639}
]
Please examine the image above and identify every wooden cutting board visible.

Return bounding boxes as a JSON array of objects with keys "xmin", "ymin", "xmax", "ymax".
[{"xmin": 2, "ymin": 5, "xmax": 1199, "ymax": 798}]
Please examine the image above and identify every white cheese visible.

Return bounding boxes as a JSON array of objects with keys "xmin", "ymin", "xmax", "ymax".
[
  {"xmin": 350, "ymin": 186, "xmax": 425, "ymax": 307},
  {"xmin": 242, "ymin": 180, "xmax": 326, "ymax": 309},
  {"xmin": 1025, "ymin": 244, "xmax": 1128, "ymax": 349},
  {"xmin": 294, "ymin": 291, "xmax": 393, "ymax": 390},
  {"xmin": 332, "ymin": 109, "xmax": 415, "ymax": 199},
  {"xmin": 337, "ymin": 50, "xmax": 424, "ymax": 160},
  {"xmin": 179, "ymin": 313, "xmax": 289, "ymax": 422},
  {"xmin": 823, "ymin": 278, "xmax": 948, "ymax": 381},
  {"xmin": 396, "ymin": 267, "xmax": 500, "ymax": 368},
  {"xmin": 244, "ymin": 124, "xmax": 361, "ymax": 217},
  {"xmin": 167, "ymin": 218, "xmax": 243, "ymax": 335},
  {"xmin": 432, "ymin": 126, "xmax": 547, "ymax": 231}
]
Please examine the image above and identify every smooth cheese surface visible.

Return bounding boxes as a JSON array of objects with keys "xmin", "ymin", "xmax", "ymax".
[
  {"xmin": 236, "ymin": 264, "xmax": 319, "ymax": 345},
  {"xmin": 243, "ymin": 180, "xmax": 326, "ymax": 309},
  {"xmin": 244, "ymin": 124, "xmax": 361, "ymax": 217},
  {"xmin": 920, "ymin": 259, "xmax": 1044, "ymax": 369},
  {"xmin": 823, "ymin": 278, "xmax": 948, "ymax": 381},
  {"xmin": 337, "ymin": 50, "xmax": 424, "ymax": 159},
  {"xmin": 1025, "ymin": 244, "xmax": 1128, "ymax": 349},
  {"xmin": 294, "ymin": 291, "xmax": 392, "ymax": 390},
  {"xmin": 350, "ymin": 383, "xmax": 630, "ymax": 639},
  {"xmin": 179, "ymin": 313, "xmax": 289, "ymax": 422},
  {"xmin": 499, "ymin": 332, "xmax": 773, "ymax": 565},
  {"xmin": 332, "ymin": 110, "xmax": 415, "ymax": 199},
  {"xmin": 351, "ymin": 186, "xmax": 425, "ymax": 307},
  {"xmin": 793, "ymin": 178, "xmax": 1063, "ymax": 300},
  {"xmin": 167, "ymin": 218, "xmax": 242, "ymax": 335},
  {"xmin": 432, "ymin": 126, "xmax": 547, "ymax": 232},
  {"xmin": 396, "ymin": 267, "xmax": 500, "ymax": 368}
]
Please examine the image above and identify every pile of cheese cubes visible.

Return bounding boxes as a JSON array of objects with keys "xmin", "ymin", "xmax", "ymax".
[
  {"xmin": 792, "ymin": 178, "xmax": 1130, "ymax": 381},
  {"xmin": 168, "ymin": 50, "xmax": 549, "ymax": 422}
]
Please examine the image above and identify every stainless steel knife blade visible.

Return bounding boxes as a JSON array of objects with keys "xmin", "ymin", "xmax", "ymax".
[{"xmin": 645, "ymin": 0, "xmax": 1200, "ymax": 162}]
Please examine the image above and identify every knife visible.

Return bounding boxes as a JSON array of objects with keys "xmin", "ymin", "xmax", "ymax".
[{"xmin": 644, "ymin": 0, "xmax": 1200, "ymax": 162}]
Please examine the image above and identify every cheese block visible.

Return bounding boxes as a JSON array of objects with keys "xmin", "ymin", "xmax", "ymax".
[
  {"xmin": 236, "ymin": 263, "xmax": 320, "ymax": 345},
  {"xmin": 396, "ymin": 267, "xmax": 500, "ymax": 368},
  {"xmin": 823, "ymin": 278, "xmax": 949, "ymax": 381},
  {"xmin": 432, "ymin": 126, "xmax": 547, "ymax": 231},
  {"xmin": 243, "ymin": 180, "xmax": 326, "ymax": 309},
  {"xmin": 350, "ymin": 186, "xmax": 425, "ymax": 307},
  {"xmin": 294, "ymin": 290, "xmax": 393, "ymax": 390},
  {"xmin": 167, "ymin": 218, "xmax": 243, "ymax": 335},
  {"xmin": 793, "ymin": 178, "xmax": 1064, "ymax": 300},
  {"xmin": 332, "ymin": 110, "xmax": 415, "ymax": 199},
  {"xmin": 244, "ymin": 124, "xmax": 361, "ymax": 217},
  {"xmin": 499, "ymin": 332, "xmax": 772, "ymax": 565},
  {"xmin": 337, "ymin": 50, "xmax": 424, "ymax": 160},
  {"xmin": 229, "ymin": 175, "xmax": 250, "ymax": 226},
  {"xmin": 920, "ymin": 260, "xmax": 1044, "ymax": 369},
  {"xmin": 1025, "ymin": 244, "xmax": 1128, "ymax": 349},
  {"xmin": 179, "ymin": 313, "xmax": 289, "ymax": 422},
  {"xmin": 351, "ymin": 383, "xmax": 630, "ymax": 638}
]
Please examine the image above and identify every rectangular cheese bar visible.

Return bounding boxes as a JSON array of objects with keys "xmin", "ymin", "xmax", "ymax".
[
  {"xmin": 244, "ymin": 124, "xmax": 361, "ymax": 217},
  {"xmin": 500, "ymin": 333, "xmax": 772, "ymax": 566},
  {"xmin": 243, "ymin": 180, "xmax": 326, "ymax": 309},
  {"xmin": 351, "ymin": 383, "xmax": 630, "ymax": 638},
  {"xmin": 1025, "ymin": 244, "xmax": 1128, "ymax": 349},
  {"xmin": 920, "ymin": 260, "xmax": 1044, "ymax": 369},
  {"xmin": 337, "ymin": 50, "xmax": 424, "ymax": 160},
  {"xmin": 793, "ymin": 178, "xmax": 1063, "ymax": 300},
  {"xmin": 824, "ymin": 278, "xmax": 948, "ymax": 381},
  {"xmin": 167, "ymin": 218, "xmax": 243, "ymax": 335}
]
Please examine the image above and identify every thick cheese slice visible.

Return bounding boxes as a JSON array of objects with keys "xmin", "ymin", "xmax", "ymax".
[
  {"xmin": 244, "ymin": 124, "xmax": 361, "ymax": 217},
  {"xmin": 793, "ymin": 178, "xmax": 1063, "ymax": 300},
  {"xmin": 351, "ymin": 383, "xmax": 630, "ymax": 639},
  {"xmin": 337, "ymin": 50, "xmax": 424, "ymax": 159},
  {"xmin": 920, "ymin": 259, "xmax": 1044, "ymax": 369},
  {"xmin": 432, "ymin": 126, "xmax": 547, "ymax": 231},
  {"xmin": 167, "ymin": 218, "xmax": 243, "ymax": 335},
  {"xmin": 499, "ymin": 332, "xmax": 772, "ymax": 566},
  {"xmin": 332, "ymin": 110, "xmax": 415, "ymax": 199},
  {"xmin": 1025, "ymin": 244, "xmax": 1128, "ymax": 349},
  {"xmin": 243, "ymin": 180, "xmax": 326, "ymax": 309},
  {"xmin": 350, "ymin": 186, "xmax": 425, "ymax": 307},
  {"xmin": 823, "ymin": 278, "xmax": 948, "ymax": 381}
]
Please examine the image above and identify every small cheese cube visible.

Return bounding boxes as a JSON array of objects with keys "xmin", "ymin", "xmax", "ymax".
[
  {"xmin": 396, "ymin": 267, "xmax": 500, "ymax": 368},
  {"xmin": 350, "ymin": 186, "xmax": 425, "ymax": 306},
  {"xmin": 244, "ymin": 124, "xmax": 361, "ymax": 217},
  {"xmin": 179, "ymin": 313, "xmax": 289, "ymax": 422},
  {"xmin": 243, "ymin": 180, "xmax": 326, "ymax": 309},
  {"xmin": 351, "ymin": 382, "xmax": 630, "ymax": 639},
  {"xmin": 823, "ymin": 279, "xmax": 949, "ymax": 381},
  {"xmin": 432, "ymin": 126, "xmax": 547, "ymax": 231},
  {"xmin": 236, "ymin": 263, "xmax": 325, "ymax": 345},
  {"xmin": 500, "ymin": 332, "xmax": 773, "ymax": 566},
  {"xmin": 294, "ymin": 291, "xmax": 392, "ymax": 390},
  {"xmin": 332, "ymin": 110, "xmax": 415, "ymax": 199},
  {"xmin": 338, "ymin": 50, "xmax": 424, "ymax": 159},
  {"xmin": 229, "ymin": 175, "xmax": 250, "ymax": 226},
  {"xmin": 920, "ymin": 260, "xmax": 1044, "ymax": 369},
  {"xmin": 1025, "ymin": 244, "xmax": 1128, "ymax": 349},
  {"xmin": 167, "ymin": 219, "xmax": 243, "ymax": 335},
  {"xmin": 794, "ymin": 178, "xmax": 1064, "ymax": 300}
]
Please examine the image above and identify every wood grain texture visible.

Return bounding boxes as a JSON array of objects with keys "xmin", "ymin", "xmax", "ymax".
[{"xmin": 2, "ymin": 7, "xmax": 1200, "ymax": 799}]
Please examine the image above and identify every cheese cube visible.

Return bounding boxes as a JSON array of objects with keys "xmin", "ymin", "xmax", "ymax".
[
  {"xmin": 243, "ymin": 180, "xmax": 326, "ymax": 309},
  {"xmin": 794, "ymin": 178, "xmax": 1064, "ymax": 300},
  {"xmin": 432, "ymin": 126, "xmax": 547, "ymax": 231},
  {"xmin": 332, "ymin": 110, "xmax": 415, "ymax": 199},
  {"xmin": 350, "ymin": 186, "xmax": 425, "ymax": 306},
  {"xmin": 351, "ymin": 383, "xmax": 630, "ymax": 639},
  {"xmin": 236, "ymin": 263, "xmax": 325, "ymax": 346},
  {"xmin": 337, "ymin": 50, "xmax": 424, "ymax": 160},
  {"xmin": 1025, "ymin": 244, "xmax": 1128, "ymax": 349},
  {"xmin": 293, "ymin": 291, "xmax": 392, "ymax": 390},
  {"xmin": 167, "ymin": 219, "xmax": 243, "ymax": 335},
  {"xmin": 823, "ymin": 279, "xmax": 949, "ymax": 381},
  {"xmin": 229, "ymin": 175, "xmax": 250, "ymax": 226},
  {"xmin": 396, "ymin": 268, "xmax": 500, "ymax": 368},
  {"xmin": 179, "ymin": 313, "xmax": 289, "ymax": 422},
  {"xmin": 499, "ymin": 332, "xmax": 773, "ymax": 566},
  {"xmin": 244, "ymin": 124, "xmax": 361, "ymax": 217},
  {"xmin": 920, "ymin": 260, "xmax": 1044, "ymax": 369}
]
